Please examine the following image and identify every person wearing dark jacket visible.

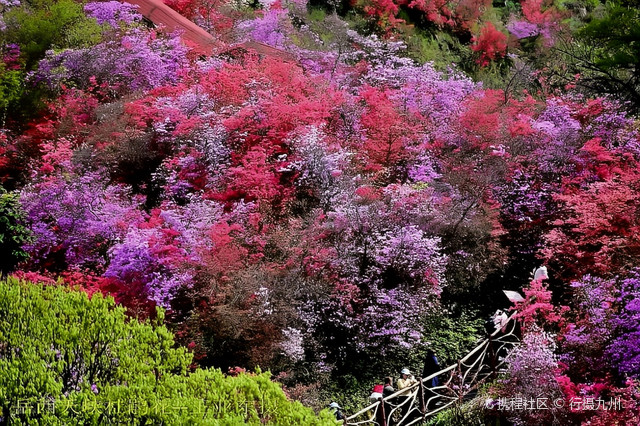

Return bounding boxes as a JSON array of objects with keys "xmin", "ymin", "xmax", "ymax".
[
  {"xmin": 382, "ymin": 376, "xmax": 395, "ymax": 398},
  {"xmin": 421, "ymin": 349, "xmax": 440, "ymax": 388},
  {"xmin": 382, "ymin": 376, "xmax": 396, "ymax": 425}
]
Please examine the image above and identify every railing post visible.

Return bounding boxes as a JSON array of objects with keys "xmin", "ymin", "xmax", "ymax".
[
  {"xmin": 376, "ymin": 398, "xmax": 387, "ymax": 426},
  {"xmin": 488, "ymin": 333, "xmax": 497, "ymax": 379},
  {"xmin": 418, "ymin": 379, "xmax": 426, "ymax": 417}
]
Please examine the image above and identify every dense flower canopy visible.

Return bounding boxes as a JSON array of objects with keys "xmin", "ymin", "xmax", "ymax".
[{"xmin": 1, "ymin": 0, "xmax": 640, "ymax": 422}]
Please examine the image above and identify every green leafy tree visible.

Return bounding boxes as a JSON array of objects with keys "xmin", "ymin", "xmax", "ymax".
[
  {"xmin": 0, "ymin": 278, "xmax": 337, "ymax": 425},
  {"xmin": 0, "ymin": 190, "xmax": 30, "ymax": 274},
  {"xmin": 2, "ymin": 0, "xmax": 102, "ymax": 69},
  {"xmin": 0, "ymin": 67, "xmax": 23, "ymax": 115},
  {"xmin": 554, "ymin": 0, "xmax": 640, "ymax": 109},
  {"xmin": 420, "ymin": 310, "xmax": 484, "ymax": 366},
  {"xmin": 0, "ymin": 0, "xmax": 103, "ymax": 121}
]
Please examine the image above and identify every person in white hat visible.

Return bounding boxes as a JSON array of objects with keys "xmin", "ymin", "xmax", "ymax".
[
  {"xmin": 396, "ymin": 368, "xmax": 418, "ymax": 420},
  {"xmin": 328, "ymin": 401, "xmax": 344, "ymax": 420},
  {"xmin": 397, "ymin": 368, "xmax": 417, "ymax": 395}
]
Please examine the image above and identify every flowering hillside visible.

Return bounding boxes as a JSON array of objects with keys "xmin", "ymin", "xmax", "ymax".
[{"xmin": 1, "ymin": 0, "xmax": 639, "ymax": 423}]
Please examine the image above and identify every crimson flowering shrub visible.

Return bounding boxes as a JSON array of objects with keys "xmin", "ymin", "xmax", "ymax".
[
  {"xmin": 512, "ymin": 275, "xmax": 567, "ymax": 332},
  {"xmin": 105, "ymin": 200, "xmax": 223, "ymax": 307},
  {"xmin": 471, "ymin": 22, "xmax": 507, "ymax": 67},
  {"xmin": 163, "ymin": 0, "xmax": 236, "ymax": 35}
]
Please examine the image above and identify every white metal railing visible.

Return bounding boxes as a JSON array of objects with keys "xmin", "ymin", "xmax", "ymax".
[{"xmin": 344, "ymin": 315, "xmax": 520, "ymax": 425}]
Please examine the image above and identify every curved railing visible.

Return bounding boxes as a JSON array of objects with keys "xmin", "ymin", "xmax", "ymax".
[{"xmin": 345, "ymin": 315, "xmax": 520, "ymax": 426}]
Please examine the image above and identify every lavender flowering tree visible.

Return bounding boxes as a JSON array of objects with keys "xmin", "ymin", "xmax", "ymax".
[
  {"xmin": 33, "ymin": 28, "xmax": 188, "ymax": 93},
  {"xmin": 561, "ymin": 275, "xmax": 617, "ymax": 381},
  {"xmin": 20, "ymin": 172, "xmax": 143, "ymax": 270},
  {"xmin": 84, "ymin": 1, "xmax": 141, "ymax": 28},
  {"xmin": 498, "ymin": 330, "xmax": 569, "ymax": 424},
  {"xmin": 607, "ymin": 270, "xmax": 640, "ymax": 379}
]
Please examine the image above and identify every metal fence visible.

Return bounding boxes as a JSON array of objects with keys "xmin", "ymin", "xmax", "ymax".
[{"xmin": 345, "ymin": 316, "xmax": 520, "ymax": 426}]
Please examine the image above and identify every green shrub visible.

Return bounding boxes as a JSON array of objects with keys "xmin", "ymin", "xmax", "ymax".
[
  {"xmin": 0, "ymin": 68, "xmax": 23, "ymax": 113},
  {"xmin": 2, "ymin": 0, "xmax": 102, "ymax": 69},
  {"xmin": 0, "ymin": 190, "xmax": 31, "ymax": 274},
  {"xmin": 0, "ymin": 278, "xmax": 337, "ymax": 425}
]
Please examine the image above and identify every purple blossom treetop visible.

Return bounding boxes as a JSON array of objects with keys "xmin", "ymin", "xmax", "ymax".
[
  {"xmin": 84, "ymin": 1, "xmax": 141, "ymax": 28},
  {"xmin": 507, "ymin": 20, "xmax": 539, "ymax": 39},
  {"xmin": 33, "ymin": 28, "xmax": 188, "ymax": 92},
  {"xmin": 20, "ymin": 172, "xmax": 143, "ymax": 269},
  {"xmin": 238, "ymin": 9, "xmax": 290, "ymax": 49},
  {"xmin": 607, "ymin": 270, "xmax": 640, "ymax": 379}
]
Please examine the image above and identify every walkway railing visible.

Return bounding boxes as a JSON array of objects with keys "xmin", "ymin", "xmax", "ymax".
[{"xmin": 345, "ymin": 315, "xmax": 520, "ymax": 425}]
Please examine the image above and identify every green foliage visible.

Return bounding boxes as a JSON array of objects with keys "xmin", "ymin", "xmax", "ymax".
[
  {"xmin": 425, "ymin": 382, "xmax": 495, "ymax": 425},
  {"xmin": 309, "ymin": 8, "xmax": 327, "ymax": 22},
  {"xmin": 64, "ymin": 17, "xmax": 104, "ymax": 49},
  {"xmin": 0, "ymin": 279, "xmax": 337, "ymax": 425},
  {"xmin": 556, "ymin": 0, "xmax": 600, "ymax": 15},
  {"xmin": 2, "ymin": 0, "xmax": 102, "ymax": 69},
  {"xmin": 0, "ymin": 0, "xmax": 102, "ymax": 121},
  {"xmin": 318, "ymin": 373, "xmax": 370, "ymax": 416},
  {"xmin": 471, "ymin": 59, "xmax": 513, "ymax": 89},
  {"xmin": 0, "ymin": 68, "xmax": 23, "ymax": 113},
  {"xmin": 425, "ymin": 397, "xmax": 489, "ymax": 425},
  {"xmin": 494, "ymin": 0, "xmax": 521, "ymax": 20},
  {"xmin": 404, "ymin": 30, "xmax": 466, "ymax": 69},
  {"xmin": 289, "ymin": 6, "xmax": 354, "ymax": 56},
  {"xmin": 0, "ymin": 190, "xmax": 30, "ymax": 274},
  {"xmin": 552, "ymin": 0, "xmax": 640, "ymax": 109},
  {"xmin": 577, "ymin": 2, "xmax": 640, "ymax": 71},
  {"xmin": 315, "ymin": 310, "xmax": 483, "ymax": 415},
  {"xmin": 421, "ymin": 310, "xmax": 484, "ymax": 366}
]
